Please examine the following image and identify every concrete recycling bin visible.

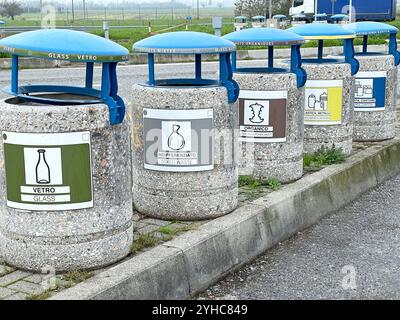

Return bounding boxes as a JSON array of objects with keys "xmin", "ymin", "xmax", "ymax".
[
  {"xmin": 347, "ymin": 22, "xmax": 400, "ymax": 142},
  {"xmin": 0, "ymin": 29, "xmax": 133, "ymax": 272},
  {"xmin": 223, "ymin": 28, "xmax": 307, "ymax": 183},
  {"xmin": 131, "ymin": 31, "xmax": 239, "ymax": 220},
  {"xmin": 288, "ymin": 24, "xmax": 359, "ymax": 155}
]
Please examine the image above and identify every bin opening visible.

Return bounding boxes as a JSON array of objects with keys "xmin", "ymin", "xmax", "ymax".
[
  {"xmin": 235, "ymin": 67, "xmax": 288, "ymax": 74},
  {"xmin": 301, "ymin": 58, "xmax": 346, "ymax": 64},
  {"xmin": 142, "ymin": 79, "xmax": 221, "ymax": 88},
  {"xmin": 4, "ymin": 93, "xmax": 103, "ymax": 106}
]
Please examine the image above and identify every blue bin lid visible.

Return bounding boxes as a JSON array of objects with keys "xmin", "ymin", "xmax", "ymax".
[
  {"xmin": 133, "ymin": 31, "xmax": 235, "ymax": 54},
  {"xmin": 292, "ymin": 13, "xmax": 306, "ymax": 18},
  {"xmin": 347, "ymin": 21, "xmax": 398, "ymax": 36},
  {"xmin": 314, "ymin": 13, "xmax": 328, "ymax": 18},
  {"xmin": 331, "ymin": 14, "xmax": 349, "ymax": 20},
  {"xmin": 0, "ymin": 21, "xmax": 5, "ymax": 25},
  {"xmin": 273, "ymin": 15, "xmax": 287, "ymax": 19},
  {"xmin": 0, "ymin": 29, "xmax": 129, "ymax": 62},
  {"xmin": 288, "ymin": 23, "xmax": 356, "ymax": 40},
  {"xmin": 223, "ymin": 28, "xmax": 305, "ymax": 46},
  {"xmin": 252, "ymin": 16, "xmax": 266, "ymax": 20},
  {"xmin": 235, "ymin": 16, "xmax": 248, "ymax": 20}
]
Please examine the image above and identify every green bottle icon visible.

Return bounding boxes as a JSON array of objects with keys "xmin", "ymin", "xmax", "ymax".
[{"xmin": 36, "ymin": 149, "xmax": 51, "ymax": 184}]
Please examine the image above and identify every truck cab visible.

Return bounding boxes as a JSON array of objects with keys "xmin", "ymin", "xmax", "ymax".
[{"xmin": 289, "ymin": 0, "xmax": 315, "ymax": 17}]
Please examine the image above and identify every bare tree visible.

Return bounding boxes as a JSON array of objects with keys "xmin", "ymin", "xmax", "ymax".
[
  {"xmin": 235, "ymin": 0, "xmax": 292, "ymax": 17},
  {"xmin": 0, "ymin": 0, "xmax": 23, "ymax": 20}
]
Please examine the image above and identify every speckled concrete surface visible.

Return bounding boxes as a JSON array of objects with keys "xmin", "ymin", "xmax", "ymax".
[
  {"xmin": 234, "ymin": 72, "xmax": 305, "ymax": 183},
  {"xmin": 302, "ymin": 63, "xmax": 355, "ymax": 155},
  {"xmin": 130, "ymin": 85, "xmax": 238, "ymax": 220},
  {"xmin": 353, "ymin": 54, "xmax": 397, "ymax": 142},
  {"xmin": 0, "ymin": 99, "xmax": 133, "ymax": 272}
]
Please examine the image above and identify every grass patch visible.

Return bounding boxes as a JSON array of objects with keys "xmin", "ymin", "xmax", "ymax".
[
  {"xmin": 304, "ymin": 145, "xmax": 347, "ymax": 169},
  {"xmin": 26, "ymin": 290, "xmax": 53, "ymax": 301},
  {"xmin": 158, "ymin": 223, "xmax": 198, "ymax": 237},
  {"xmin": 131, "ymin": 233, "xmax": 159, "ymax": 254},
  {"xmin": 63, "ymin": 270, "xmax": 94, "ymax": 284},
  {"xmin": 267, "ymin": 178, "xmax": 281, "ymax": 191},
  {"xmin": 158, "ymin": 226, "xmax": 176, "ymax": 235},
  {"xmin": 239, "ymin": 175, "xmax": 263, "ymax": 189}
]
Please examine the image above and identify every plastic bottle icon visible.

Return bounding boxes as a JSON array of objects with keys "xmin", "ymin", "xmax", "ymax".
[
  {"xmin": 36, "ymin": 149, "xmax": 51, "ymax": 184},
  {"xmin": 168, "ymin": 125, "xmax": 186, "ymax": 151},
  {"xmin": 320, "ymin": 92, "xmax": 328, "ymax": 110}
]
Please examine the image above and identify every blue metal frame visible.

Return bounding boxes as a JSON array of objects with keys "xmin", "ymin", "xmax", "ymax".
[
  {"xmin": 291, "ymin": 45, "xmax": 307, "ymax": 88},
  {"xmin": 303, "ymin": 39, "xmax": 359, "ymax": 76},
  {"xmin": 231, "ymin": 44, "xmax": 307, "ymax": 88},
  {"xmin": 7, "ymin": 55, "xmax": 125, "ymax": 125},
  {"xmin": 359, "ymin": 34, "xmax": 400, "ymax": 66},
  {"xmin": 146, "ymin": 52, "xmax": 239, "ymax": 104},
  {"xmin": 344, "ymin": 38, "xmax": 360, "ymax": 75},
  {"xmin": 389, "ymin": 33, "xmax": 400, "ymax": 66}
]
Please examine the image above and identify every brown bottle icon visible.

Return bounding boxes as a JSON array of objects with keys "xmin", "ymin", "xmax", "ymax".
[{"xmin": 36, "ymin": 149, "xmax": 51, "ymax": 184}]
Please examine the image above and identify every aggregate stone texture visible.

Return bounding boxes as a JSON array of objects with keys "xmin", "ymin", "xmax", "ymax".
[
  {"xmin": 353, "ymin": 54, "xmax": 397, "ymax": 142},
  {"xmin": 0, "ymin": 99, "xmax": 133, "ymax": 272},
  {"xmin": 129, "ymin": 85, "xmax": 238, "ymax": 220},
  {"xmin": 234, "ymin": 72, "xmax": 305, "ymax": 183},
  {"xmin": 302, "ymin": 63, "xmax": 355, "ymax": 155}
]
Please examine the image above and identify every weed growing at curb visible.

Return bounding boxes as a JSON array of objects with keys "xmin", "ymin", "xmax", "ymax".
[
  {"xmin": 158, "ymin": 226, "xmax": 175, "ymax": 235},
  {"xmin": 131, "ymin": 233, "xmax": 159, "ymax": 254},
  {"xmin": 239, "ymin": 176, "xmax": 263, "ymax": 189},
  {"xmin": 304, "ymin": 145, "xmax": 347, "ymax": 169},
  {"xmin": 267, "ymin": 179, "xmax": 281, "ymax": 191},
  {"xmin": 27, "ymin": 290, "xmax": 54, "ymax": 301},
  {"xmin": 159, "ymin": 224, "xmax": 198, "ymax": 237},
  {"xmin": 63, "ymin": 270, "xmax": 94, "ymax": 284}
]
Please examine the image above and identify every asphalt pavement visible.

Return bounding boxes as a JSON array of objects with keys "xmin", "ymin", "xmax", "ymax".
[
  {"xmin": 198, "ymin": 173, "xmax": 400, "ymax": 300},
  {"xmin": 0, "ymin": 60, "xmax": 264, "ymax": 101}
]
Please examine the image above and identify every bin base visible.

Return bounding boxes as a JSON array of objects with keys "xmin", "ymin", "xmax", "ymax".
[
  {"xmin": 133, "ymin": 184, "xmax": 238, "ymax": 221},
  {"xmin": 353, "ymin": 122, "xmax": 396, "ymax": 142},
  {"xmin": 0, "ymin": 224, "xmax": 133, "ymax": 273},
  {"xmin": 304, "ymin": 137, "xmax": 353, "ymax": 156},
  {"xmin": 240, "ymin": 157, "xmax": 303, "ymax": 183}
]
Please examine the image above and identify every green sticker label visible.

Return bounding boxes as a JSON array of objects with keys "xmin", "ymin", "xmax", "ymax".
[{"xmin": 2, "ymin": 131, "xmax": 93, "ymax": 211}]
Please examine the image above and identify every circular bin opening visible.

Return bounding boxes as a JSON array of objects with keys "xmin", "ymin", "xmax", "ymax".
[{"xmin": 5, "ymin": 93, "xmax": 103, "ymax": 106}]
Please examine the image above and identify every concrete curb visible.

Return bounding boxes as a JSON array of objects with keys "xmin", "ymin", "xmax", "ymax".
[{"xmin": 50, "ymin": 137, "xmax": 400, "ymax": 300}]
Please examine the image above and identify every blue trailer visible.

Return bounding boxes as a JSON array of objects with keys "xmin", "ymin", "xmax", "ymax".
[{"xmin": 290, "ymin": 0, "xmax": 397, "ymax": 21}]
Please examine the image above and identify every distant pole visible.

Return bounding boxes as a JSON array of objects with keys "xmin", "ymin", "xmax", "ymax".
[
  {"xmin": 139, "ymin": 5, "xmax": 141, "ymax": 21},
  {"xmin": 40, "ymin": 0, "xmax": 43, "ymax": 21},
  {"xmin": 104, "ymin": 7, "xmax": 107, "ymax": 20},
  {"xmin": 71, "ymin": 0, "xmax": 75, "ymax": 23},
  {"xmin": 172, "ymin": 7, "xmax": 174, "ymax": 21},
  {"xmin": 82, "ymin": 0, "xmax": 86, "ymax": 20},
  {"xmin": 197, "ymin": 0, "xmax": 200, "ymax": 20},
  {"xmin": 269, "ymin": 0, "xmax": 272, "ymax": 19},
  {"xmin": 122, "ymin": 8, "xmax": 125, "ymax": 21},
  {"xmin": 315, "ymin": 0, "xmax": 318, "ymax": 21},
  {"xmin": 349, "ymin": 0, "xmax": 353, "ymax": 22}
]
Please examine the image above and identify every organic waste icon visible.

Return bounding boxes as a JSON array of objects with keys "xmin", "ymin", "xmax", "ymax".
[
  {"xmin": 249, "ymin": 102, "xmax": 265, "ymax": 124},
  {"xmin": 36, "ymin": 149, "xmax": 51, "ymax": 184},
  {"xmin": 168, "ymin": 124, "xmax": 186, "ymax": 151}
]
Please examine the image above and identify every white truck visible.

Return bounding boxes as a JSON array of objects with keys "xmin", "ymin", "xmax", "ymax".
[{"xmin": 289, "ymin": 0, "xmax": 397, "ymax": 22}]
